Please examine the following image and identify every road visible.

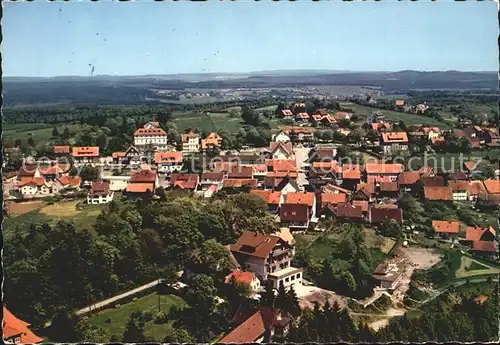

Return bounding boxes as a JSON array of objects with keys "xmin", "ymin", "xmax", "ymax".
[
  {"xmin": 75, "ymin": 279, "xmax": 161, "ymax": 316},
  {"xmin": 294, "ymin": 146, "xmax": 311, "ymax": 191}
]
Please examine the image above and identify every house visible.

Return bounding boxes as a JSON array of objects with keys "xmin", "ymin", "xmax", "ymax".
[
  {"xmin": 279, "ymin": 109, "xmax": 293, "ymax": 118},
  {"xmin": 371, "ymin": 122, "xmax": 391, "ymax": 132},
  {"xmin": 315, "ymin": 108, "xmax": 329, "ymax": 116},
  {"xmin": 322, "ymin": 183, "xmax": 352, "ymax": 196},
  {"xmin": 482, "ymin": 130, "xmax": 500, "ymax": 147},
  {"xmin": 264, "ymin": 176, "xmax": 300, "ymax": 194},
  {"xmin": 295, "ymin": 112, "xmax": 310, "ymax": 123},
  {"xmin": 352, "ymin": 200, "xmax": 369, "ymax": 218},
  {"xmin": 286, "ymin": 128, "xmax": 314, "ymax": 142},
  {"xmin": 87, "ymin": 181, "xmax": 114, "ymax": 204},
  {"xmin": 52, "ymin": 175, "xmax": 81, "ymax": 194},
  {"xmin": 201, "ymin": 132, "xmax": 223, "ymax": 152},
  {"xmin": 291, "ymin": 103, "xmax": 306, "ymax": 114},
  {"xmin": 223, "ymin": 179, "xmax": 258, "ymax": 191},
  {"xmin": 230, "ymin": 231, "xmax": 299, "ymax": 283},
  {"xmin": 369, "ymin": 207, "xmax": 403, "ymax": 224},
  {"xmin": 381, "ymin": 132, "xmax": 409, "ymax": 155},
  {"xmin": 154, "ymin": 151, "xmax": 184, "ymax": 174},
  {"xmin": 181, "ymin": 131, "xmax": 200, "ymax": 153},
  {"xmin": 2, "ymin": 306, "xmax": 43, "ymax": 344},
  {"xmin": 471, "ymin": 241, "xmax": 498, "ymax": 259},
  {"xmin": 124, "ymin": 146, "xmax": 142, "ymax": 165},
  {"xmin": 398, "ymin": 172, "xmax": 420, "ymax": 193},
  {"xmin": 448, "ymin": 180, "xmax": 469, "ymax": 201},
  {"xmin": 224, "ymin": 269, "xmax": 261, "ymax": 292},
  {"xmin": 200, "ymin": 171, "xmax": 225, "ymax": 189},
  {"xmin": 325, "ymin": 202, "xmax": 364, "ymax": 222},
  {"xmin": 126, "ymin": 169, "xmax": 159, "ymax": 196},
  {"xmin": 467, "ymin": 180, "xmax": 485, "ymax": 201},
  {"xmin": 465, "ymin": 226, "xmax": 496, "ymax": 243},
  {"xmin": 372, "ymin": 262, "xmax": 404, "ymax": 290},
  {"xmin": 365, "ymin": 163, "xmax": 403, "ymax": 182},
  {"xmin": 266, "ymin": 159, "xmax": 297, "ymax": 174},
  {"xmin": 112, "ymin": 152, "xmax": 126, "ymax": 164},
  {"xmin": 228, "ymin": 166, "xmax": 254, "ymax": 179},
  {"xmin": 310, "ymin": 161, "xmax": 342, "ymax": 184},
  {"xmin": 252, "ymin": 164, "xmax": 268, "ymax": 180},
  {"xmin": 273, "ymin": 228, "xmax": 296, "ymax": 246},
  {"xmin": 218, "ymin": 307, "xmax": 293, "ymax": 344},
  {"xmin": 378, "ymin": 181, "xmax": 399, "ymax": 198},
  {"xmin": 130, "ymin": 169, "xmax": 159, "ymax": 187},
  {"xmin": 272, "ymin": 130, "xmax": 291, "ymax": 143},
  {"xmin": 280, "ymin": 203, "xmax": 310, "ymax": 231},
  {"xmin": 311, "ymin": 147, "xmax": 337, "ymax": 161},
  {"xmin": 482, "ymin": 179, "xmax": 500, "ymax": 198},
  {"xmin": 53, "ymin": 145, "xmax": 70, "ymax": 155},
  {"xmin": 143, "ymin": 121, "xmax": 160, "ymax": 129},
  {"xmin": 342, "ymin": 164, "xmax": 361, "ymax": 189},
  {"xmin": 17, "ymin": 165, "xmax": 41, "ymax": 180},
  {"xmin": 311, "ymin": 114, "xmax": 324, "ymax": 125},
  {"xmin": 39, "ymin": 164, "xmax": 64, "ymax": 181},
  {"xmin": 133, "ymin": 126, "xmax": 168, "ymax": 152},
  {"xmin": 19, "ymin": 177, "xmax": 47, "ymax": 196},
  {"xmin": 320, "ymin": 115, "xmax": 336, "ymax": 127},
  {"xmin": 353, "ymin": 182, "xmax": 376, "ymax": 203},
  {"xmin": 424, "ymin": 186, "xmax": 453, "ymax": 201},
  {"xmin": 250, "ymin": 190, "xmax": 283, "ymax": 214},
  {"xmin": 269, "ymin": 142, "xmax": 294, "ymax": 160},
  {"xmin": 420, "ymin": 127, "xmax": 442, "ymax": 141},
  {"xmin": 319, "ymin": 192, "xmax": 346, "ymax": 209},
  {"xmin": 432, "ymin": 220, "xmax": 460, "ymax": 239},
  {"xmin": 71, "ymin": 146, "xmax": 100, "ymax": 164},
  {"xmin": 171, "ymin": 173, "xmax": 200, "ymax": 191},
  {"xmin": 420, "ymin": 175, "xmax": 445, "ymax": 187},
  {"xmin": 394, "ymin": 99, "xmax": 405, "ymax": 110},
  {"xmin": 285, "ymin": 192, "xmax": 316, "ymax": 218}
]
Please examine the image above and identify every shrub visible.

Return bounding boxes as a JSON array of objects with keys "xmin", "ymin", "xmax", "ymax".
[
  {"xmin": 153, "ymin": 311, "xmax": 168, "ymax": 324},
  {"xmin": 105, "ymin": 317, "xmax": 113, "ymax": 324}
]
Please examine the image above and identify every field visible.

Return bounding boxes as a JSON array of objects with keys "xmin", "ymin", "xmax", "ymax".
[
  {"xmin": 3, "ymin": 200, "xmax": 104, "ymax": 239},
  {"xmin": 173, "ymin": 111, "xmax": 245, "ymax": 133},
  {"xmin": 455, "ymin": 255, "xmax": 500, "ymax": 279},
  {"xmin": 88, "ymin": 293, "xmax": 186, "ymax": 341},
  {"xmin": 341, "ymin": 103, "xmax": 450, "ymax": 127},
  {"xmin": 5, "ymin": 200, "xmax": 45, "ymax": 215},
  {"xmin": 3, "ymin": 123, "xmax": 80, "ymax": 145},
  {"xmin": 363, "ymin": 228, "xmax": 397, "ymax": 254}
]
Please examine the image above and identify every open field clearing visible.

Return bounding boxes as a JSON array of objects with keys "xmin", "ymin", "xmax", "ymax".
[
  {"xmin": 40, "ymin": 200, "xmax": 103, "ymax": 227},
  {"xmin": 5, "ymin": 200, "xmax": 45, "ymax": 215},
  {"xmin": 455, "ymin": 255, "xmax": 500, "ymax": 279},
  {"xmin": 3, "ymin": 123, "xmax": 81, "ymax": 144},
  {"xmin": 88, "ymin": 293, "xmax": 186, "ymax": 341},
  {"xmin": 364, "ymin": 228, "xmax": 397, "ymax": 254}
]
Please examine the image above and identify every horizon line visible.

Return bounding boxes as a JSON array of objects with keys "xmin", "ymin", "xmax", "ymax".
[{"xmin": 3, "ymin": 69, "xmax": 497, "ymax": 79}]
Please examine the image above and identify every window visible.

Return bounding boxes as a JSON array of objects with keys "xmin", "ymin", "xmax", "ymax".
[
  {"xmin": 285, "ymin": 277, "xmax": 289, "ymax": 283},
  {"xmin": 291, "ymin": 275, "xmax": 295, "ymax": 281}
]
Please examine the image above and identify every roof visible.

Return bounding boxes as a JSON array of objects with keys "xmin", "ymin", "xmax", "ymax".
[
  {"xmin": 371, "ymin": 122, "xmax": 391, "ymax": 131},
  {"xmin": 420, "ymin": 175, "xmax": 444, "ymax": 187},
  {"xmin": 230, "ymin": 231, "xmax": 282, "ymax": 259},
  {"xmin": 89, "ymin": 181, "xmax": 111, "ymax": 196},
  {"xmin": 53, "ymin": 145, "xmax": 70, "ymax": 154},
  {"xmin": 342, "ymin": 164, "xmax": 361, "ymax": 180},
  {"xmin": 250, "ymin": 189, "xmax": 282, "ymax": 205},
  {"xmin": 483, "ymin": 179, "xmax": 500, "ymax": 194},
  {"xmin": 398, "ymin": 172, "xmax": 420, "ymax": 185},
  {"xmin": 130, "ymin": 169, "xmax": 157, "ymax": 183},
  {"xmin": 133, "ymin": 127, "xmax": 167, "ymax": 136},
  {"xmin": 448, "ymin": 180, "xmax": 470, "ymax": 192},
  {"xmin": 320, "ymin": 192, "xmax": 346, "ymax": 206},
  {"xmin": 312, "ymin": 161, "xmax": 341, "ymax": 174},
  {"xmin": 314, "ymin": 148, "xmax": 337, "ymax": 160},
  {"xmin": 181, "ymin": 130, "xmax": 200, "ymax": 142},
  {"xmin": 296, "ymin": 112, "xmax": 310, "ymax": 119},
  {"xmin": 224, "ymin": 269, "xmax": 256, "ymax": 286},
  {"xmin": 472, "ymin": 241, "xmax": 497, "ymax": 253},
  {"xmin": 19, "ymin": 177, "xmax": 46, "ymax": 187},
  {"xmin": 468, "ymin": 180, "xmax": 485, "ymax": 195},
  {"xmin": 447, "ymin": 171, "xmax": 469, "ymax": 180},
  {"xmin": 270, "ymin": 142, "xmax": 293, "ymax": 156},
  {"xmin": 39, "ymin": 165, "xmax": 64, "ymax": 175},
  {"xmin": 18, "ymin": 165, "xmax": 38, "ymax": 177},
  {"xmin": 72, "ymin": 146, "xmax": 99, "ymax": 157},
  {"xmin": 266, "ymin": 159, "xmax": 296, "ymax": 172},
  {"xmin": 154, "ymin": 151, "xmax": 183, "ymax": 164},
  {"xmin": 316, "ymin": 108, "xmax": 329, "ymax": 116},
  {"xmin": 322, "ymin": 183, "xmax": 351, "ymax": 195},
  {"xmin": 380, "ymin": 182, "xmax": 399, "ymax": 192},
  {"xmin": 331, "ymin": 203, "xmax": 363, "ymax": 219},
  {"xmin": 228, "ymin": 166, "xmax": 254, "ymax": 179},
  {"xmin": 352, "ymin": 200, "xmax": 369, "ymax": 213},
  {"xmin": 369, "ymin": 207, "xmax": 403, "ymax": 223},
  {"xmin": 424, "ymin": 186, "xmax": 453, "ymax": 201},
  {"xmin": 381, "ymin": 132, "xmax": 409, "ymax": 144},
  {"xmin": 311, "ymin": 114, "xmax": 324, "ymax": 121},
  {"xmin": 280, "ymin": 203, "xmax": 310, "ymax": 222},
  {"xmin": 170, "ymin": 173, "xmax": 199, "ymax": 189},
  {"xmin": 281, "ymin": 109, "xmax": 293, "ymax": 116},
  {"xmin": 112, "ymin": 151, "xmax": 126, "ymax": 159},
  {"xmin": 201, "ymin": 171, "xmax": 224, "ymax": 181},
  {"xmin": 223, "ymin": 179, "xmax": 258, "ymax": 189},
  {"xmin": 126, "ymin": 182, "xmax": 155, "ymax": 193},
  {"xmin": 432, "ymin": 220, "xmax": 460, "ymax": 234},
  {"xmin": 395, "ymin": 99, "xmax": 405, "ymax": 106},
  {"xmin": 57, "ymin": 175, "xmax": 81, "ymax": 187},
  {"xmin": 365, "ymin": 163, "xmax": 403, "ymax": 175},
  {"xmin": 454, "ymin": 129, "xmax": 466, "ymax": 137},
  {"xmin": 273, "ymin": 228, "xmax": 295, "ymax": 245},
  {"xmin": 202, "ymin": 133, "xmax": 223, "ymax": 149},
  {"xmin": 285, "ymin": 192, "xmax": 315, "ymax": 207},
  {"xmin": 466, "ymin": 226, "xmax": 496, "ymax": 242},
  {"xmin": 3, "ymin": 307, "xmax": 43, "ymax": 343},
  {"xmin": 464, "ymin": 161, "xmax": 478, "ymax": 171}
]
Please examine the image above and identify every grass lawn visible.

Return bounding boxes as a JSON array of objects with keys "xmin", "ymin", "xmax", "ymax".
[
  {"xmin": 455, "ymin": 255, "xmax": 500, "ymax": 279},
  {"xmin": 3, "ymin": 209, "xmax": 51, "ymax": 239},
  {"xmin": 342, "ymin": 103, "xmax": 451, "ymax": 127},
  {"xmin": 363, "ymin": 228, "xmax": 396, "ymax": 254},
  {"xmin": 87, "ymin": 293, "xmax": 187, "ymax": 341},
  {"xmin": 39, "ymin": 200, "xmax": 104, "ymax": 228},
  {"xmin": 3, "ymin": 123, "xmax": 80, "ymax": 145},
  {"xmin": 173, "ymin": 111, "xmax": 244, "ymax": 134}
]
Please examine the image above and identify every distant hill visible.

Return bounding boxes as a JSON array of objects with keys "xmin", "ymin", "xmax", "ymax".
[{"xmin": 3, "ymin": 70, "xmax": 497, "ymax": 106}]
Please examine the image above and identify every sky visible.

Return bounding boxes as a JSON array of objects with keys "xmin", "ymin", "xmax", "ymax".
[{"xmin": 3, "ymin": 0, "xmax": 498, "ymax": 77}]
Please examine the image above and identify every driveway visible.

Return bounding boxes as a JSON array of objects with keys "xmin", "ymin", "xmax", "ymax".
[{"xmin": 294, "ymin": 147, "xmax": 311, "ymax": 190}]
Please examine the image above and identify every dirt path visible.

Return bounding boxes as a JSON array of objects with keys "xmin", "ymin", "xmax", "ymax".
[
  {"xmin": 296, "ymin": 285, "xmax": 348, "ymax": 310},
  {"xmin": 351, "ymin": 307, "xmax": 406, "ymax": 331}
]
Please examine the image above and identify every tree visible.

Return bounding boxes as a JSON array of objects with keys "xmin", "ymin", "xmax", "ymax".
[
  {"xmin": 163, "ymin": 327, "xmax": 195, "ymax": 343},
  {"xmin": 62, "ymin": 127, "xmax": 71, "ymax": 139},
  {"xmin": 260, "ymin": 280, "xmax": 275, "ymax": 307},
  {"xmin": 28, "ymin": 137, "xmax": 35, "ymax": 147},
  {"xmin": 241, "ymin": 106, "xmax": 262, "ymax": 126},
  {"xmin": 322, "ymin": 130, "xmax": 334, "ymax": 142},
  {"xmin": 122, "ymin": 311, "xmax": 146, "ymax": 342},
  {"xmin": 366, "ymin": 129, "xmax": 380, "ymax": 143},
  {"xmin": 274, "ymin": 284, "xmax": 288, "ymax": 311},
  {"xmin": 285, "ymin": 285, "xmax": 300, "ymax": 316},
  {"xmin": 157, "ymin": 108, "xmax": 173, "ymax": 127},
  {"xmin": 378, "ymin": 219, "xmax": 401, "ymax": 238},
  {"xmin": 52, "ymin": 126, "xmax": 60, "ymax": 137},
  {"xmin": 79, "ymin": 165, "xmax": 99, "ymax": 182}
]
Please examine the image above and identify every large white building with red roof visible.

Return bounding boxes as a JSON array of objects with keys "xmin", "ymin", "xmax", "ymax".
[{"xmin": 133, "ymin": 122, "xmax": 168, "ymax": 152}]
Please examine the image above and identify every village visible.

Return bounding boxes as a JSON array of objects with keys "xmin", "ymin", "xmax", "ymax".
[{"xmin": 3, "ymin": 97, "xmax": 499, "ymax": 343}]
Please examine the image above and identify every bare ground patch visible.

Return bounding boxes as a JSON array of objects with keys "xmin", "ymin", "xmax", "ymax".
[{"xmin": 6, "ymin": 201, "xmax": 45, "ymax": 216}]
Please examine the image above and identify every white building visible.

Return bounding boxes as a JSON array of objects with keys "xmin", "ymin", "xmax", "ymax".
[
  {"xmin": 133, "ymin": 124, "xmax": 168, "ymax": 152},
  {"xmin": 181, "ymin": 131, "xmax": 200, "ymax": 153},
  {"xmin": 272, "ymin": 130, "xmax": 291, "ymax": 143},
  {"xmin": 154, "ymin": 151, "xmax": 184, "ymax": 174},
  {"xmin": 87, "ymin": 181, "xmax": 114, "ymax": 204}
]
